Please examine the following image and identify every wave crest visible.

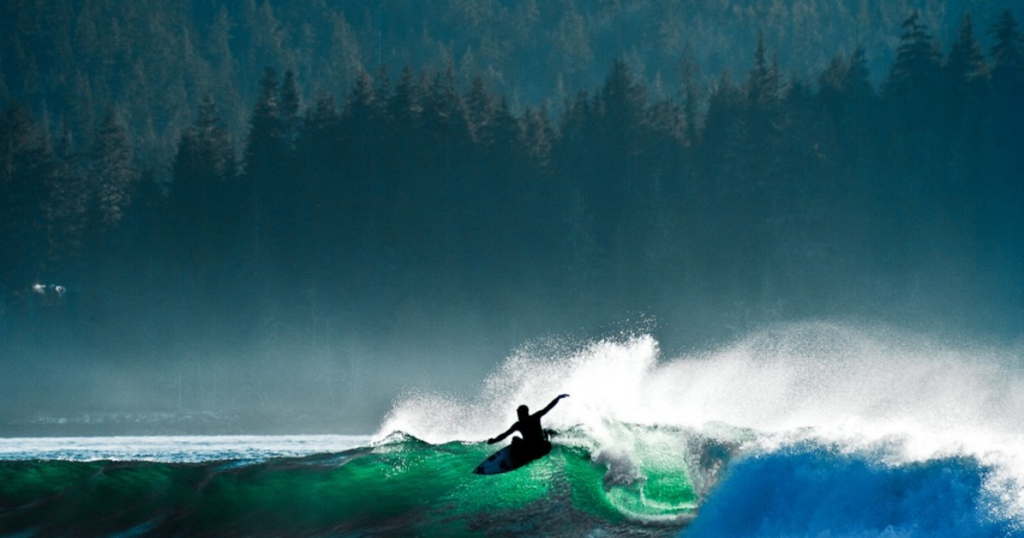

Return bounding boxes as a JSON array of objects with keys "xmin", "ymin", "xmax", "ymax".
[{"xmin": 378, "ymin": 322, "xmax": 1024, "ymax": 527}]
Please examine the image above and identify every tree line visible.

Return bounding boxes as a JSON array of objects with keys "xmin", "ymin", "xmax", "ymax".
[
  {"xmin": 2, "ymin": 0, "xmax": 1019, "ymax": 172},
  {"xmin": 2, "ymin": 11, "xmax": 1023, "ymax": 370}
]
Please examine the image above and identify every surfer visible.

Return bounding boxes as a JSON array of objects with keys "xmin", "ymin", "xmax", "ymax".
[{"xmin": 487, "ymin": 394, "xmax": 569, "ymax": 459}]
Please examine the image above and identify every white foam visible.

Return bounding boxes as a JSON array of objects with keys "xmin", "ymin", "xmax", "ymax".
[
  {"xmin": 378, "ymin": 322, "xmax": 1024, "ymax": 522},
  {"xmin": 0, "ymin": 435, "xmax": 372, "ymax": 463}
]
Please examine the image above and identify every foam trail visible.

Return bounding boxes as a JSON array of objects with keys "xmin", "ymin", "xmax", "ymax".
[{"xmin": 378, "ymin": 322, "xmax": 1024, "ymax": 525}]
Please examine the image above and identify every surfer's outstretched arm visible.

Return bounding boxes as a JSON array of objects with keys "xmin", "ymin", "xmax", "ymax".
[
  {"xmin": 536, "ymin": 394, "xmax": 569, "ymax": 418},
  {"xmin": 487, "ymin": 424, "xmax": 518, "ymax": 445}
]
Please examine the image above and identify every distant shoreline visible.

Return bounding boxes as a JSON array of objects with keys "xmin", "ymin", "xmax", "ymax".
[{"xmin": 0, "ymin": 410, "xmax": 376, "ymax": 438}]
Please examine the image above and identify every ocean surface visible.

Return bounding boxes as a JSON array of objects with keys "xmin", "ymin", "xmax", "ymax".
[{"xmin": 2, "ymin": 323, "xmax": 1022, "ymax": 536}]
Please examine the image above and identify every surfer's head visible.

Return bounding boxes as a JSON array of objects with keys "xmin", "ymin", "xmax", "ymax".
[{"xmin": 517, "ymin": 405, "xmax": 529, "ymax": 420}]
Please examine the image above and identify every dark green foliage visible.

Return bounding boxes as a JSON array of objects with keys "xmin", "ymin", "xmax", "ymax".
[
  {"xmin": 170, "ymin": 94, "xmax": 238, "ymax": 277},
  {"xmin": 0, "ymin": 103, "xmax": 50, "ymax": 294},
  {"xmin": 2, "ymin": 4, "xmax": 1023, "ymax": 415},
  {"xmin": 83, "ymin": 107, "xmax": 137, "ymax": 252},
  {"xmin": 2, "ymin": 0, "xmax": 1020, "ymax": 172}
]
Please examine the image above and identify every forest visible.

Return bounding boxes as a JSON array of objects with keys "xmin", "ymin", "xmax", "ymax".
[{"xmin": 1, "ymin": 1, "xmax": 1022, "ymax": 424}]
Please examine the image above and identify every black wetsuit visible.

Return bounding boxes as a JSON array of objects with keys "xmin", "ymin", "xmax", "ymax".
[
  {"xmin": 510, "ymin": 413, "xmax": 551, "ymax": 458},
  {"xmin": 488, "ymin": 394, "xmax": 567, "ymax": 461}
]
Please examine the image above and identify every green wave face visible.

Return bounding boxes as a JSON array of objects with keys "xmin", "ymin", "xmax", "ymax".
[{"xmin": 0, "ymin": 431, "xmax": 704, "ymax": 536}]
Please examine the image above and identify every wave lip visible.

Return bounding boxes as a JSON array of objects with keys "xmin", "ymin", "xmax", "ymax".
[
  {"xmin": 379, "ymin": 323, "xmax": 1024, "ymax": 531},
  {"xmin": 4, "ymin": 323, "xmax": 1023, "ymax": 535},
  {"xmin": 0, "ymin": 425, "xmax": 704, "ymax": 536}
]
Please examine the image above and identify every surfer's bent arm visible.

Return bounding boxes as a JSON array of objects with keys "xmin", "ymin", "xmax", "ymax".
[
  {"xmin": 537, "ymin": 394, "xmax": 570, "ymax": 418},
  {"xmin": 487, "ymin": 424, "xmax": 519, "ymax": 445}
]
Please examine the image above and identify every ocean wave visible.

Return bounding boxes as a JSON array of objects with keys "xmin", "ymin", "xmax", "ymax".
[
  {"xmin": 0, "ymin": 425, "xmax": 707, "ymax": 536},
  {"xmin": 379, "ymin": 323, "xmax": 1024, "ymax": 535},
  {"xmin": 688, "ymin": 446, "xmax": 1015, "ymax": 538},
  {"xmin": 3, "ymin": 323, "xmax": 1023, "ymax": 536}
]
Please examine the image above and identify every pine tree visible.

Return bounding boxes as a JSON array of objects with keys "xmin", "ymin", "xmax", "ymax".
[
  {"xmin": 0, "ymin": 48, "xmax": 9, "ymax": 103},
  {"xmin": 344, "ymin": 68, "xmax": 378, "ymax": 138},
  {"xmin": 40, "ymin": 116, "xmax": 85, "ymax": 281},
  {"xmin": 884, "ymin": 11, "xmax": 942, "ymax": 105},
  {"xmin": 170, "ymin": 94, "xmax": 237, "ymax": 264},
  {"xmin": 588, "ymin": 60, "xmax": 648, "ymax": 251},
  {"xmin": 279, "ymin": 69, "xmax": 302, "ymax": 147},
  {"xmin": 701, "ymin": 71, "xmax": 743, "ymax": 175},
  {"xmin": 816, "ymin": 46, "xmax": 876, "ymax": 168},
  {"xmin": 465, "ymin": 73, "xmax": 497, "ymax": 144},
  {"xmin": 986, "ymin": 10, "xmax": 1024, "ymax": 251},
  {"xmin": 677, "ymin": 43, "xmax": 702, "ymax": 148},
  {"xmin": 244, "ymin": 67, "xmax": 284, "ymax": 188},
  {"xmin": 943, "ymin": 14, "xmax": 989, "ymax": 186},
  {"xmin": 423, "ymin": 63, "xmax": 470, "ymax": 148},
  {"xmin": 242, "ymin": 66, "xmax": 289, "ymax": 280},
  {"xmin": 0, "ymin": 103, "xmax": 48, "ymax": 296},
  {"xmin": 743, "ymin": 31, "xmax": 785, "ymax": 190},
  {"xmin": 746, "ymin": 30, "xmax": 783, "ymax": 110},
  {"xmin": 328, "ymin": 11, "xmax": 363, "ymax": 95},
  {"xmin": 883, "ymin": 11, "xmax": 945, "ymax": 180},
  {"xmin": 989, "ymin": 10, "xmax": 1024, "ymax": 127},
  {"xmin": 945, "ymin": 14, "xmax": 989, "ymax": 102},
  {"xmin": 296, "ymin": 93, "xmax": 342, "ymax": 262},
  {"xmin": 990, "ymin": 10, "xmax": 1024, "ymax": 88},
  {"xmin": 87, "ymin": 106, "xmax": 137, "ymax": 231}
]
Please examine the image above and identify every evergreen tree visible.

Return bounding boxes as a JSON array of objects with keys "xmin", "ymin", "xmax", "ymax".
[
  {"xmin": 338, "ymin": 67, "xmax": 389, "ymax": 264},
  {"xmin": 86, "ymin": 106, "xmax": 137, "ymax": 231},
  {"xmin": 170, "ymin": 94, "xmax": 237, "ymax": 273},
  {"xmin": 884, "ymin": 11, "xmax": 942, "ymax": 110},
  {"xmin": 677, "ymin": 43, "xmax": 702, "ymax": 148},
  {"xmin": 0, "ymin": 103, "xmax": 48, "ymax": 297},
  {"xmin": 743, "ymin": 31, "xmax": 785, "ymax": 192},
  {"xmin": 945, "ymin": 14, "xmax": 989, "ymax": 104},
  {"xmin": 989, "ymin": 10, "xmax": 1024, "ymax": 90},
  {"xmin": 279, "ymin": 69, "xmax": 302, "ymax": 146},
  {"xmin": 242, "ymin": 66, "xmax": 290, "ymax": 282},
  {"xmin": 389, "ymin": 65, "xmax": 423, "ymax": 129},
  {"xmin": 989, "ymin": 10, "xmax": 1024, "ymax": 135},
  {"xmin": 465, "ymin": 73, "xmax": 497, "ymax": 144},
  {"xmin": 0, "ymin": 49, "xmax": 9, "ymax": 103},
  {"xmin": 422, "ymin": 63, "xmax": 471, "ymax": 152},
  {"xmin": 343, "ymin": 68, "xmax": 379, "ymax": 139},
  {"xmin": 244, "ymin": 67, "xmax": 284, "ymax": 199},
  {"xmin": 943, "ymin": 14, "xmax": 989, "ymax": 193},
  {"xmin": 40, "ymin": 117, "xmax": 87, "ymax": 281},
  {"xmin": 746, "ymin": 30, "xmax": 784, "ymax": 110},
  {"xmin": 588, "ymin": 60, "xmax": 648, "ymax": 247},
  {"xmin": 882, "ymin": 11, "xmax": 944, "ymax": 183},
  {"xmin": 327, "ymin": 11, "xmax": 363, "ymax": 95},
  {"xmin": 295, "ymin": 92, "xmax": 342, "ymax": 268},
  {"xmin": 817, "ymin": 46, "xmax": 877, "ymax": 169},
  {"xmin": 699, "ymin": 71, "xmax": 744, "ymax": 184},
  {"xmin": 986, "ymin": 10, "xmax": 1024, "ymax": 263}
]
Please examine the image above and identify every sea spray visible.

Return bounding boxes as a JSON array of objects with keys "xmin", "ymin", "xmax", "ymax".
[
  {"xmin": 379, "ymin": 322, "xmax": 1024, "ymax": 531},
  {"xmin": 3, "ymin": 323, "xmax": 1022, "ymax": 536}
]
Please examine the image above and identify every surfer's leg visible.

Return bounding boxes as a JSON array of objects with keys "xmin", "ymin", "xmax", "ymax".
[{"xmin": 510, "ymin": 436, "xmax": 524, "ymax": 457}]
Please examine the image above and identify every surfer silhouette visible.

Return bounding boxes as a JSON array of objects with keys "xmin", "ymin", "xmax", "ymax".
[{"xmin": 487, "ymin": 394, "xmax": 569, "ymax": 459}]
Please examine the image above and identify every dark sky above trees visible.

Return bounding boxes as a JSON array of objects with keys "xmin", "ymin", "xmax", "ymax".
[{"xmin": 1, "ymin": 0, "xmax": 1022, "ymax": 432}]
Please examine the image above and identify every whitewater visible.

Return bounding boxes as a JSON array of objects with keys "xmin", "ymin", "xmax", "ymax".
[{"xmin": 2, "ymin": 322, "xmax": 1022, "ymax": 536}]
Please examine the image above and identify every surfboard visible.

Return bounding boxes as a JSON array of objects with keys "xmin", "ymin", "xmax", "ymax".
[{"xmin": 473, "ymin": 442, "xmax": 550, "ymax": 475}]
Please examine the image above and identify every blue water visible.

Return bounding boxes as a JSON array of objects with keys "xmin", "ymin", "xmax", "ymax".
[
  {"xmin": 689, "ymin": 448, "xmax": 1009, "ymax": 537},
  {"xmin": 2, "ymin": 323, "xmax": 1022, "ymax": 536}
]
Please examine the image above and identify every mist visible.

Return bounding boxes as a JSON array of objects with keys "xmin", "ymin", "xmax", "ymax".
[{"xmin": 1, "ymin": 0, "xmax": 1023, "ymax": 436}]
